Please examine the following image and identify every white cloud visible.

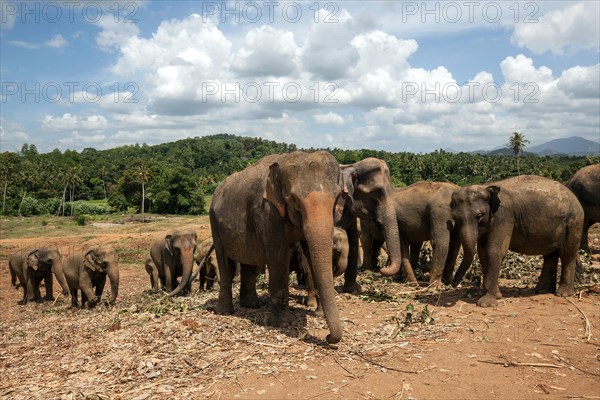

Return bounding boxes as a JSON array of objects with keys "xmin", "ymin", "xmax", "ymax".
[
  {"xmin": 512, "ymin": 2, "xmax": 600, "ymax": 55},
  {"xmin": 42, "ymin": 114, "xmax": 108, "ymax": 132},
  {"xmin": 0, "ymin": 119, "xmax": 29, "ymax": 151},
  {"xmin": 314, "ymin": 112, "xmax": 348, "ymax": 125},
  {"xmin": 232, "ymin": 26, "xmax": 298, "ymax": 77},
  {"xmin": 46, "ymin": 34, "xmax": 68, "ymax": 48},
  {"xmin": 8, "ymin": 40, "xmax": 39, "ymax": 49}
]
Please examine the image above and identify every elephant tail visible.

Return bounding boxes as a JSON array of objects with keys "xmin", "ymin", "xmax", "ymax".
[{"xmin": 189, "ymin": 243, "xmax": 215, "ymax": 284}]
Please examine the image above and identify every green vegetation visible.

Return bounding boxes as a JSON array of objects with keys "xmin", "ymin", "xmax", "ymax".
[{"xmin": 1, "ymin": 134, "xmax": 597, "ymax": 217}]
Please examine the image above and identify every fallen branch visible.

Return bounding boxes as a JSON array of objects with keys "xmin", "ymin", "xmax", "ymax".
[
  {"xmin": 52, "ymin": 292, "xmax": 62, "ymax": 305},
  {"xmin": 477, "ymin": 359, "xmax": 562, "ymax": 368},
  {"xmin": 242, "ymin": 332, "xmax": 307, "ymax": 348},
  {"xmin": 352, "ymin": 350, "xmax": 436, "ymax": 374},
  {"xmin": 566, "ymin": 298, "xmax": 592, "ymax": 342},
  {"xmin": 308, "ymin": 382, "xmax": 350, "ymax": 399},
  {"xmin": 553, "ymin": 354, "xmax": 600, "ymax": 377}
]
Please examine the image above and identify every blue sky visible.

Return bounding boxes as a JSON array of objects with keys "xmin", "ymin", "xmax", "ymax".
[{"xmin": 1, "ymin": 1, "xmax": 599, "ymax": 153}]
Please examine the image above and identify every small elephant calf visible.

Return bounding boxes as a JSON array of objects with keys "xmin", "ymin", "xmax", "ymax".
[{"xmin": 63, "ymin": 246, "xmax": 119, "ymax": 308}]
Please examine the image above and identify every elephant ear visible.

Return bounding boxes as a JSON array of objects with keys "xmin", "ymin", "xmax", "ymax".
[
  {"xmin": 263, "ymin": 162, "xmax": 286, "ymax": 219},
  {"xmin": 486, "ymin": 186, "xmax": 501, "ymax": 215},
  {"xmin": 84, "ymin": 250, "xmax": 97, "ymax": 271},
  {"xmin": 165, "ymin": 235, "xmax": 174, "ymax": 256},
  {"xmin": 340, "ymin": 165, "xmax": 356, "ymax": 201},
  {"xmin": 27, "ymin": 250, "xmax": 39, "ymax": 271}
]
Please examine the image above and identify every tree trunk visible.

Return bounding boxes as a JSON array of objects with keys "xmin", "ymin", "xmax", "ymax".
[
  {"xmin": 141, "ymin": 181, "xmax": 145, "ymax": 223},
  {"xmin": 60, "ymin": 184, "xmax": 67, "ymax": 216},
  {"xmin": 2, "ymin": 180, "xmax": 7, "ymax": 215},
  {"xmin": 17, "ymin": 188, "xmax": 26, "ymax": 215}
]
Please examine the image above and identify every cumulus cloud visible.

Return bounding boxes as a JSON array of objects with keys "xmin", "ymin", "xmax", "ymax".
[
  {"xmin": 42, "ymin": 114, "xmax": 108, "ymax": 132},
  {"xmin": 512, "ymin": 2, "xmax": 600, "ymax": 54},
  {"xmin": 46, "ymin": 34, "xmax": 68, "ymax": 48},
  {"xmin": 314, "ymin": 112, "xmax": 348, "ymax": 125}
]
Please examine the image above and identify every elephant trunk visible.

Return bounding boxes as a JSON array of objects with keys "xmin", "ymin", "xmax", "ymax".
[
  {"xmin": 451, "ymin": 224, "xmax": 477, "ymax": 287},
  {"xmin": 303, "ymin": 195, "xmax": 342, "ymax": 344},
  {"xmin": 107, "ymin": 263, "xmax": 119, "ymax": 303},
  {"xmin": 378, "ymin": 198, "xmax": 403, "ymax": 277},
  {"xmin": 52, "ymin": 259, "xmax": 70, "ymax": 296},
  {"xmin": 167, "ymin": 249, "xmax": 195, "ymax": 297}
]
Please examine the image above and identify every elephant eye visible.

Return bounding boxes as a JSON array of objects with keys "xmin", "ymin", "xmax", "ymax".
[{"xmin": 475, "ymin": 211, "xmax": 485, "ymax": 220}]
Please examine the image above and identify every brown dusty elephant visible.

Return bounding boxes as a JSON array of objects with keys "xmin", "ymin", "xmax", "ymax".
[
  {"xmin": 210, "ymin": 151, "xmax": 343, "ymax": 344},
  {"xmin": 567, "ymin": 164, "xmax": 600, "ymax": 252},
  {"xmin": 393, "ymin": 181, "xmax": 463, "ymax": 285},
  {"xmin": 8, "ymin": 245, "xmax": 69, "ymax": 305},
  {"xmin": 336, "ymin": 158, "xmax": 403, "ymax": 293},
  {"xmin": 62, "ymin": 246, "xmax": 119, "ymax": 308},
  {"xmin": 450, "ymin": 175, "xmax": 584, "ymax": 307},
  {"xmin": 195, "ymin": 237, "xmax": 219, "ymax": 291},
  {"xmin": 148, "ymin": 229, "xmax": 197, "ymax": 296},
  {"xmin": 290, "ymin": 227, "xmax": 349, "ymax": 308}
]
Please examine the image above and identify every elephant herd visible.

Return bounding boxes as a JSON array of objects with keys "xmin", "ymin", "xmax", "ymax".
[{"xmin": 7, "ymin": 152, "xmax": 599, "ymax": 345}]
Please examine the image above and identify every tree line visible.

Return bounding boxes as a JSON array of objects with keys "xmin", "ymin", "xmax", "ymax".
[{"xmin": 0, "ymin": 134, "xmax": 597, "ymax": 217}]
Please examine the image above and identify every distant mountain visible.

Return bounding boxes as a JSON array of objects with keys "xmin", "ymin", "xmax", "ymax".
[
  {"xmin": 469, "ymin": 136, "xmax": 599, "ymax": 156},
  {"xmin": 526, "ymin": 136, "xmax": 599, "ymax": 156}
]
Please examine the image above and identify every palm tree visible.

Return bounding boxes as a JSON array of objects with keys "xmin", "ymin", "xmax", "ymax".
[
  {"xmin": 133, "ymin": 162, "xmax": 151, "ymax": 223},
  {"xmin": 508, "ymin": 132, "xmax": 530, "ymax": 175}
]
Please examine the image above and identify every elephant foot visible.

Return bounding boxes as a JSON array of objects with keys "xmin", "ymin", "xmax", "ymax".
[
  {"xmin": 342, "ymin": 280, "xmax": 362, "ymax": 294},
  {"xmin": 555, "ymin": 284, "xmax": 575, "ymax": 297},
  {"xmin": 306, "ymin": 297, "xmax": 318, "ymax": 310},
  {"xmin": 46, "ymin": 296, "xmax": 55, "ymax": 302},
  {"xmin": 535, "ymin": 282, "xmax": 555, "ymax": 294},
  {"xmin": 215, "ymin": 302, "xmax": 234, "ymax": 315},
  {"xmin": 476, "ymin": 294, "xmax": 498, "ymax": 308},
  {"xmin": 269, "ymin": 309, "xmax": 292, "ymax": 327},
  {"xmin": 240, "ymin": 297, "xmax": 260, "ymax": 309},
  {"xmin": 17, "ymin": 299, "xmax": 27, "ymax": 305}
]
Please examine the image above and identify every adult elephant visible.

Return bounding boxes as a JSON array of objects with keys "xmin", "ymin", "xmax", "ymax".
[
  {"xmin": 210, "ymin": 151, "xmax": 343, "ymax": 344},
  {"xmin": 9, "ymin": 245, "xmax": 69, "ymax": 305},
  {"xmin": 63, "ymin": 246, "xmax": 119, "ymax": 308},
  {"xmin": 450, "ymin": 175, "xmax": 584, "ymax": 307},
  {"xmin": 567, "ymin": 164, "xmax": 600, "ymax": 252},
  {"xmin": 148, "ymin": 229, "xmax": 197, "ymax": 296},
  {"xmin": 337, "ymin": 158, "xmax": 403, "ymax": 293},
  {"xmin": 393, "ymin": 181, "xmax": 462, "ymax": 285}
]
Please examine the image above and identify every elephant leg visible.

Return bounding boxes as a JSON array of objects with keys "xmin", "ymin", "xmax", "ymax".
[
  {"xmin": 150, "ymin": 268, "xmax": 159, "ymax": 292},
  {"xmin": 215, "ymin": 240, "xmax": 236, "ymax": 315},
  {"xmin": 18, "ymin": 279, "xmax": 29, "ymax": 305},
  {"xmin": 95, "ymin": 274, "xmax": 107, "ymax": 300},
  {"xmin": 199, "ymin": 268, "xmax": 207, "ymax": 291},
  {"xmin": 580, "ymin": 218, "xmax": 592, "ymax": 253},
  {"xmin": 400, "ymin": 237, "xmax": 417, "ymax": 284},
  {"xmin": 342, "ymin": 221, "xmax": 361, "ymax": 294},
  {"xmin": 239, "ymin": 264, "xmax": 260, "ymax": 308},
  {"xmin": 80, "ymin": 274, "xmax": 98, "ymax": 308},
  {"xmin": 556, "ymin": 237, "xmax": 579, "ymax": 297},
  {"xmin": 299, "ymin": 246, "xmax": 317, "ymax": 309},
  {"xmin": 428, "ymin": 229, "xmax": 451, "ymax": 285},
  {"xmin": 536, "ymin": 251, "xmax": 558, "ymax": 294},
  {"xmin": 164, "ymin": 260, "xmax": 173, "ymax": 293},
  {"xmin": 70, "ymin": 288, "xmax": 80, "ymax": 307},
  {"xmin": 477, "ymin": 235, "xmax": 509, "ymax": 307},
  {"xmin": 206, "ymin": 264, "xmax": 218, "ymax": 290},
  {"xmin": 265, "ymin": 249, "xmax": 291, "ymax": 326},
  {"xmin": 361, "ymin": 228, "xmax": 378, "ymax": 271},
  {"xmin": 44, "ymin": 270, "xmax": 55, "ymax": 301},
  {"xmin": 32, "ymin": 276, "xmax": 43, "ymax": 303},
  {"xmin": 443, "ymin": 233, "xmax": 461, "ymax": 285},
  {"xmin": 81, "ymin": 291, "xmax": 88, "ymax": 306}
]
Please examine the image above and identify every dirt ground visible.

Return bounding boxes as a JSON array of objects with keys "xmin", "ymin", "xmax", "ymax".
[{"xmin": 1, "ymin": 217, "xmax": 599, "ymax": 400}]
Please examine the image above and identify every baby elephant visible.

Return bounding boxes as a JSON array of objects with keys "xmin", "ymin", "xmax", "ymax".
[
  {"xmin": 195, "ymin": 237, "xmax": 219, "ymax": 291},
  {"xmin": 9, "ymin": 245, "xmax": 70, "ymax": 305},
  {"xmin": 63, "ymin": 246, "xmax": 119, "ymax": 308}
]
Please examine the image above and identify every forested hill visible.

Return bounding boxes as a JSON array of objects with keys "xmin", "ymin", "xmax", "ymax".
[{"xmin": 1, "ymin": 134, "xmax": 598, "ymax": 216}]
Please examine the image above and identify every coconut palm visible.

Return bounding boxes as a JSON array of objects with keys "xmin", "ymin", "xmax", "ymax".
[{"xmin": 508, "ymin": 132, "xmax": 530, "ymax": 175}]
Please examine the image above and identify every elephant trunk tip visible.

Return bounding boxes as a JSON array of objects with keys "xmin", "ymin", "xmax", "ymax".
[{"xmin": 379, "ymin": 261, "xmax": 401, "ymax": 277}]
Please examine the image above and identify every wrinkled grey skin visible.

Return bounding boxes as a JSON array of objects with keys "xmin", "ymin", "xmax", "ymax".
[
  {"xmin": 63, "ymin": 246, "xmax": 119, "ymax": 308},
  {"xmin": 149, "ymin": 229, "xmax": 197, "ymax": 296},
  {"xmin": 290, "ymin": 227, "xmax": 349, "ymax": 309},
  {"xmin": 195, "ymin": 237, "xmax": 219, "ymax": 291},
  {"xmin": 336, "ymin": 158, "xmax": 403, "ymax": 294},
  {"xmin": 451, "ymin": 175, "xmax": 584, "ymax": 307},
  {"xmin": 210, "ymin": 151, "xmax": 343, "ymax": 344},
  {"xmin": 9, "ymin": 245, "xmax": 69, "ymax": 305},
  {"xmin": 567, "ymin": 164, "xmax": 600, "ymax": 252},
  {"xmin": 393, "ymin": 181, "xmax": 462, "ymax": 285}
]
